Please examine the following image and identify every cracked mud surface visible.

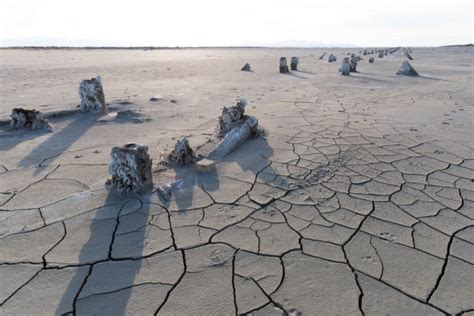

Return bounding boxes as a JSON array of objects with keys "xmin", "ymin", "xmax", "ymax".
[{"xmin": 1, "ymin": 48, "xmax": 473, "ymax": 315}]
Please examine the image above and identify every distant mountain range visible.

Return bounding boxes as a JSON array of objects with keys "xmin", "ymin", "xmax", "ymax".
[
  {"xmin": 440, "ymin": 43, "xmax": 473, "ymax": 47},
  {"xmin": 1, "ymin": 37, "xmax": 471, "ymax": 48}
]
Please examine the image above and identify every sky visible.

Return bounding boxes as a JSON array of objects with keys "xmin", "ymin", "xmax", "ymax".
[{"xmin": 0, "ymin": 0, "xmax": 472, "ymax": 47}]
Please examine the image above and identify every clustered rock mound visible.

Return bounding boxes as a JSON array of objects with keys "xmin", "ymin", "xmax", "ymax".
[
  {"xmin": 106, "ymin": 143, "xmax": 153, "ymax": 193},
  {"xmin": 217, "ymin": 98, "xmax": 249, "ymax": 137},
  {"xmin": 328, "ymin": 54, "xmax": 337, "ymax": 63},
  {"xmin": 10, "ymin": 108, "xmax": 52, "ymax": 131},
  {"xmin": 210, "ymin": 97, "xmax": 261, "ymax": 160},
  {"xmin": 166, "ymin": 138, "xmax": 197, "ymax": 165},
  {"xmin": 209, "ymin": 116, "xmax": 259, "ymax": 160},
  {"xmin": 79, "ymin": 76, "xmax": 107, "ymax": 115},
  {"xmin": 369, "ymin": 57, "xmax": 375, "ymax": 63}
]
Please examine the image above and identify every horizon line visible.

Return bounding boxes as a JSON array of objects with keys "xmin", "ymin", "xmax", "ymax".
[{"xmin": 0, "ymin": 44, "xmax": 472, "ymax": 49}]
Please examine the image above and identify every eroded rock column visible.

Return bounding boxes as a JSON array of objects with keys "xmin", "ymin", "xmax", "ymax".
[
  {"xmin": 340, "ymin": 57, "xmax": 351, "ymax": 76},
  {"xmin": 350, "ymin": 56, "xmax": 358, "ymax": 72},
  {"xmin": 279, "ymin": 57, "xmax": 289, "ymax": 73},
  {"xmin": 290, "ymin": 57, "xmax": 299, "ymax": 71},
  {"xmin": 79, "ymin": 76, "xmax": 107, "ymax": 115},
  {"xmin": 106, "ymin": 143, "xmax": 153, "ymax": 193}
]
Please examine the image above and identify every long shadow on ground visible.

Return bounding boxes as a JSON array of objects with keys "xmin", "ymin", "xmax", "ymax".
[
  {"xmin": 18, "ymin": 114, "xmax": 97, "ymax": 175},
  {"xmin": 57, "ymin": 191, "xmax": 150, "ymax": 315}
]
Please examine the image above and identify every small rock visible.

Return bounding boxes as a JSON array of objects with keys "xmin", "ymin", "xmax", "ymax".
[
  {"xmin": 396, "ymin": 61, "xmax": 419, "ymax": 77},
  {"xmin": 195, "ymin": 159, "xmax": 216, "ymax": 173},
  {"xmin": 241, "ymin": 63, "xmax": 251, "ymax": 71}
]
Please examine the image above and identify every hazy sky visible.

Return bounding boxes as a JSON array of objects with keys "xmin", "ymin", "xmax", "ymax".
[{"xmin": 1, "ymin": 0, "xmax": 472, "ymax": 47}]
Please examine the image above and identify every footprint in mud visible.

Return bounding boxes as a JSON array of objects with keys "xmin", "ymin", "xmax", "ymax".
[
  {"xmin": 116, "ymin": 100, "xmax": 133, "ymax": 105},
  {"xmin": 379, "ymin": 232, "xmax": 395, "ymax": 241},
  {"xmin": 361, "ymin": 255, "xmax": 376, "ymax": 263}
]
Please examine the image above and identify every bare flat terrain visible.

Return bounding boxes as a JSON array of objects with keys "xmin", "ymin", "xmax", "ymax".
[{"xmin": 0, "ymin": 47, "xmax": 473, "ymax": 315}]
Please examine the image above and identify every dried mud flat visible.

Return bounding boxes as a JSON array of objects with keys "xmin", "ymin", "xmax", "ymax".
[{"xmin": 0, "ymin": 47, "xmax": 473, "ymax": 315}]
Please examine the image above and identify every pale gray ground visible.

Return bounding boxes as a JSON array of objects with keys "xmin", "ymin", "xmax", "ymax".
[{"xmin": 0, "ymin": 47, "xmax": 473, "ymax": 315}]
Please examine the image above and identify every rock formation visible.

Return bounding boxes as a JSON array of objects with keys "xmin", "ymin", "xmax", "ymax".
[
  {"xmin": 404, "ymin": 52, "xmax": 414, "ymax": 60},
  {"xmin": 279, "ymin": 57, "xmax": 289, "ymax": 73},
  {"xmin": 106, "ymin": 143, "xmax": 153, "ymax": 193},
  {"xmin": 79, "ymin": 76, "xmax": 107, "ymax": 115},
  {"xmin": 396, "ymin": 61, "xmax": 419, "ymax": 77},
  {"xmin": 241, "ymin": 63, "xmax": 251, "ymax": 71},
  {"xmin": 328, "ymin": 54, "xmax": 337, "ymax": 63},
  {"xmin": 369, "ymin": 57, "xmax": 375, "ymax": 63},
  {"xmin": 378, "ymin": 51, "xmax": 384, "ymax": 58},
  {"xmin": 217, "ymin": 98, "xmax": 248, "ymax": 137},
  {"xmin": 363, "ymin": 49, "xmax": 368, "ymax": 55},
  {"xmin": 209, "ymin": 116, "xmax": 259, "ymax": 160},
  {"xmin": 167, "ymin": 138, "xmax": 197, "ymax": 165},
  {"xmin": 319, "ymin": 52, "xmax": 326, "ymax": 60},
  {"xmin": 339, "ymin": 57, "xmax": 351, "ymax": 76},
  {"xmin": 290, "ymin": 57, "xmax": 299, "ymax": 71},
  {"xmin": 350, "ymin": 56, "xmax": 358, "ymax": 72},
  {"xmin": 10, "ymin": 108, "xmax": 52, "ymax": 131}
]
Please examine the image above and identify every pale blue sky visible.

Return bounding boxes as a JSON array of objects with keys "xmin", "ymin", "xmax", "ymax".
[{"xmin": 1, "ymin": 0, "xmax": 472, "ymax": 47}]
